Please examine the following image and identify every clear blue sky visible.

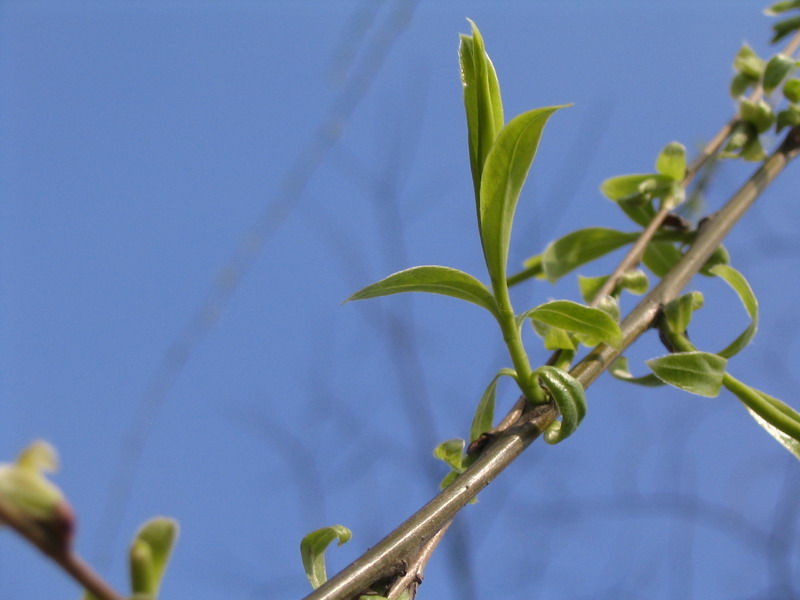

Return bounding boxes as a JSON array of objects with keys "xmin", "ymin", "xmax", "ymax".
[{"xmin": 3, "ymin": 2, "xmax": 799, "ymax": 599}]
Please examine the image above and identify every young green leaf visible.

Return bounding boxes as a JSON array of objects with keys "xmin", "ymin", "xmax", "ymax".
[
  {"xmin": 739, "ymin": 99, "xmax": 775, "ymax": 133},
  {"xmin": 765, "ymin": 0, "xmax": 800, "ymax": 15},
  {"xmin": 540, "ymin": 228, "xmax": 638, "ymax": 282},
  {"xmin": 531, "ymin": 320, "xmax": 576, "ymax": 351},
  {"xmin": 578, "ymin": 269, "xmax": 650, "ymax": 303},
  {"xmin": 300, "ymin": 525, "xmax": 353, "ymax": 590},
  {"xmin": 655, "ymin": 141, "xmax": 687, "ymax": 181},
  {"xmin": 663, "ymin": 292, "xmax": 704, "ymax": 337},
  {"xmin": 771, "ymin": 14, "xmax": 800, "ymax": 44},
  {"xmin": 643, "ymin": 241, "xmax": 683, "ymax": 277},
  {"xmin": 433, "ymin": 439, "xmax": 466, "ymax": 472},
  {"xmin": 722, "ymin": 374, "xmax": 800, "ymax": 455},
  {"xmin": 479, "ymin": 105, "xmax": 566, "ymax": 283},
  {"xmin": 746, "ymin": 407, "xmax": 800, "ymax": 460},
  {"xmin": 730, "ymin": 71, "xmax": 758, "ymax": 98},
  {"xmin": 784, "ymin": 78, "xmax": 800, "ymax": 103},
  {"xmin": 533, "ymin": 366, "xmax": 587, "ymax": 444},
  {"xmin": 763, "ymin": 53, "xmax": 796, "ymax": 93},
  {"xmin": 709, "ymin": 264, "xmax": 758, "ymax": 358},
  {"xmin": 733, "ymin": 43, "xmax": 765, "ymax": 79},
  {"xmin": 129, "ymin": 517, "xmax": 178, "ymax": 598},
  {"xmin": 776, "ymin": 104, "xmax": 800, "ymax": 131},
  {"xmin": 460, "ymin": 20, "xmax": 504, "ymax": 201},
  {"xmin": 646, "ymin": 351, "xmax": 727, "ymax": 397},
  {"xmin": 529, "ymin": 300, "xmax": 622, "ymax": 349},
  {"xmin": 609, "ymin": 356, "xmax": 664, "ymax": 387},
  {"xmin": 469, "ymin": 368, "xmax": 516, "ymax": 443},
  {"xmin": 345, "ymin": 265, "xmax": 498, "ymax": 317},
  {"xmin": 699, "ymin": 244, "xmax": 731, "ymax": 275},
  {"xmin": 617, "ymin": 194, "xmax": 657, "ymax": 227},
  {"xmin": 600, "ymin": 173, "xmax": 673, "ymax": 201}
]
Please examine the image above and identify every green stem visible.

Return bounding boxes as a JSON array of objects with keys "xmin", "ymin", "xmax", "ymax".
[
  {"xmin": 492, "ymin": 278, "xmax": 544, "ymax": 403},
  {"xmin": 722, "ymin": 373, "xmax": 800, "ymax": 440}
]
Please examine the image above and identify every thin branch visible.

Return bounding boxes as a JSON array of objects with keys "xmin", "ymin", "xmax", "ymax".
[
  {"xmin": 0, "ymin": 500, "xmax": 125, "ymax": 600},
  {"xmin": 592, "ymin": 29, "xmax": 800, "ymax": 304},
  {"xmin": 386, "ymin": 519, "xmax": 453, "ymax": 600},
  {"xmin": 302, "ymin": 124, "xmax": 800, "ymax": 600}
]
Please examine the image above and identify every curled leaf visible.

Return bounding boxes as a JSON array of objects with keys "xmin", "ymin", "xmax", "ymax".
[
  {"xmin": 300, "ymin": 525, "xmax": 353, "ymax": 590},
  {"xmin": 655, "ymin": 141, "xmax": 687, "ymax": 181},
  {"xmin": 129, "ymin": 517, "xmax": 178, "ymax": 598},
  {"xmin": 709, "ymin": 264, "xmax": 758, "ymax": 359},
  {"xmin": 533, "ymin": 366, "xmax": 587, "ymax": 444},
  {"xmin": 609, "ymin": 356, "xmax": 664, "ymax": 387}
]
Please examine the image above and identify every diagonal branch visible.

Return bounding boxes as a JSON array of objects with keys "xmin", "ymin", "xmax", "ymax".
[{"xmin": 302, "ymin": 124, "xmax": 800, "ymax": 600}]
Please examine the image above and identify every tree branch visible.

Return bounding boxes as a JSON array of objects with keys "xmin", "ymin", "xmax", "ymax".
[{"xmin": 302, "ymin": 124, "xmax": 800, "ymax": 600}]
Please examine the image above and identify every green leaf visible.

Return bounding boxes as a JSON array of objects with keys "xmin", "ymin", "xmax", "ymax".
[
  {"xmin": 531, "ymin": 320, "xmax": 576, "ymax": 351},
  {"xmin": 663, "ymin": 292, "xmax": 704, "ymax": 337},
  {"xmin": 739, "ymin": 99, "xmax": 774, "ymax": 133},
  {"xmin": 709, "ymin": 265, "xmax": 758, "ymax": 359},
  {"xmin": 600, "ymin": 173, "xmax": 673, "ymax": 201},
  {"xmin": 617, "ymin": 195, "xmax": 657, "ymax": 227},
  {"xmin": 699, "ymin": 244, "xmax": 730, "ymax": 275},
  {"xmin": 723, "ymin": 374, "xmax": 800, "ymax": 458},
  {"xmin": 646, "ymin": 351, "xmax": 727, "ymax": 397},
  {"xmin": 533, "ymin": 366, "xmax": 587, "ymax": 444},
  {"xmin": 776, "ymin": 104, "xmax": 800, "ymax": 131},
  {"xmin": 730, "ymin": 72, "xmax": 758, "ymax": 98},
  {"xmin": 784, "ymin": 78, "xmax": 800, "ymax": 103},
  {"xmin": 460, "ymin": 20, "xmax": 504, "ymax": 202},
  {"xmin": 129, "ymin": 518, "xmax": 178, "ymax": 598},
  {"xmin": 439, "ymin": 470, "xmax": 459, "ymax": 490},
  {"xmin": 479, "ymin": 105, "xmax": 566, "ymax": 283},
  {"xmin": 643, "ymin": 241, "xmax": 682, "ymax": 277},
  {"xmin": 540, "ymin": 228, "xmax": 638, "ymax": 282},
  {"xmin": 733, "ymin": 43, "xmax": 765, "ymax": 79},
  {"xmin": 345, "ymin": 266, "xmax": 498, "ymax": 317},
  {"xmin": 609, "ymin": 356, "xmax": 664, "ymax": 387},
  {"xmin": 529, "ymin": 300, "xmax": 622, "ymax": 349},
  {"xmin": 300, "ymin": 525, "xmax": 353, "ymax": 590},
  {"xmin": 765, "ymin": 0, "xmax": 800, "ymax": 15},
  {"xmin": 772, "ymin": 15, "xmax": 800, "ymax": 44},
  {"xmin": 469, "ymin": 368, "xmax": 516, "ymax": 443},
  {"xmin": 579, "ymin": 269, "xmax": 650, "ymax": 303},
  {"xmin": 655, "ymin": 141, "xmax": 687, "ymax": 181},
  {"xmin": 433, "ymin": 439, "xmax": 466, "ymax": 472},
  {"xmin": 0, "ymin": 441, "xmax": 66, "ymax": 524},
  {"xmin": 763, "ymin": 53, "xmax": 796, "ymax": 94},
  {"xmin": 620, "ymin": 269, "xmax": 650, "ymax": 295}
]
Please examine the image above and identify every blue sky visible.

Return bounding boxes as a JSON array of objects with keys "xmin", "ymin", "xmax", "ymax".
[{"xmin": 2, "ymin": 2, "xmax": 800, "ymax": 599}]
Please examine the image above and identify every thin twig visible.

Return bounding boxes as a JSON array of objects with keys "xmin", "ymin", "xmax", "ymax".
[
  {"xmin": 0, "ymin": 500, "xmax": 125, "ymax": 600},
  {"xmin": 303, "ymin": 124, "xmax": 800, "ymax": 600},
  {"xmin": 592, "ymin": 29, "xmax": 800, "ymax": 304},
  {"xmin": 386, "ymin": 519, "xmax": 454, "ymax": 600}
]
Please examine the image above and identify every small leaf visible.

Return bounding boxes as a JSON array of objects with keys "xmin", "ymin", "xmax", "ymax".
[
  {"xmin": 655, "ymin": 141, "xmax": 687, "ymax": 181},
  {"xmin": 765, "ymin": 0, "xmax": 800, "ymax": 15},
  {"xmin": 540, "ymin": 228, "xmax": 638, "ymax": 282},
  {"xmin": 646, "ymin": 351, "xmax": 727, "ymax": 397},
  {"xmin": 746, "ymin": 408, "xmax": 800, "ymax": 460},
  {"xmin": 130, "ymin": 517, "xmax": 178, "ymax": 598},
  {"xmin": 739, "ymin": 99, "xmax": 774, "ymax": 133},
  {"xmin": 529, "ymin": 300, "xmax": 622, "ymax": 349},
  {"xmin": 772, "ymin": 15, "xmax": 800, "ymax": 44},
  {"xmin": 699, "ymin": 244, "xmax": 730, "ymax": 275},
  {"xmin": 300, "ymin": 525, "xmax": 353, "ymax": 590},
  {"xmin": 479, "ymin": 105, "xmax": 567, "ymax": 283},
  {"xmin": 784, "ymin": 78, "xmax": 800, "ymax": 103},
  {"xmin": 439, "ymin": 470, "xmax": 460, "ymax": 490},
  {"xmin": 600, "ymin": 173, "xmax": 673, "ymax": 201},
  {"xmin": 531, "ymin": 320, "xmax": 576, "ymax": 351},
  {"xmin": 620, "ymin": 269, "xmax": 650, "ymax": 295},
  {"xmin": 730, "ymin": 72, "xmax": 758, "ymax": 98},
  {"xmin": 663, "ymin": 292, "xmax": 704, "ymax": 336},
  {"xmin": 433, "ymin": 439, "xmax": 466, "ymax": 473},
  {"xmin": 609, "ymin": 357, "xmax": 664, "ymax": 387},
  {"xmin": 776, "ymin": 104, "xmax": 800, "ymax": 131},
  {"xmin": 763, "ymin": 53, "xmax": 796, "ymax": 94},
  {"xmin": 617, "ymin": 195, "xmax": 657, "ymax": 227},
  {"xmin": 709, "ymin": 265, "xmax": 758, "ymax": 359},
  {"xmin": 460, "ymin": 20, "xmax": 504, "ymax": 201},
  {"xmin": 733, "ymin": 43, "xmax": 765, "ymax": 79},
  {"xmin": 469, "ymin": 368, "xmax": 516, "ymax": 443},
  {"xmin": 346, "ymin": 266, "xmax": 498, "ymax": 317},
  {"xmin": 533, "ymin": 366, "xmax": 587, "ymax": 444},
  {"xmin": 507, "ymin": 254, "xmax": 545, "ymax": 287},
  {"xmin": 643, "ymin": 241, "xmax": 682, "ymax": 277},
  {"xmin": 16, "ymin": 440, "xmax": 58, "ymax": 473}
]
